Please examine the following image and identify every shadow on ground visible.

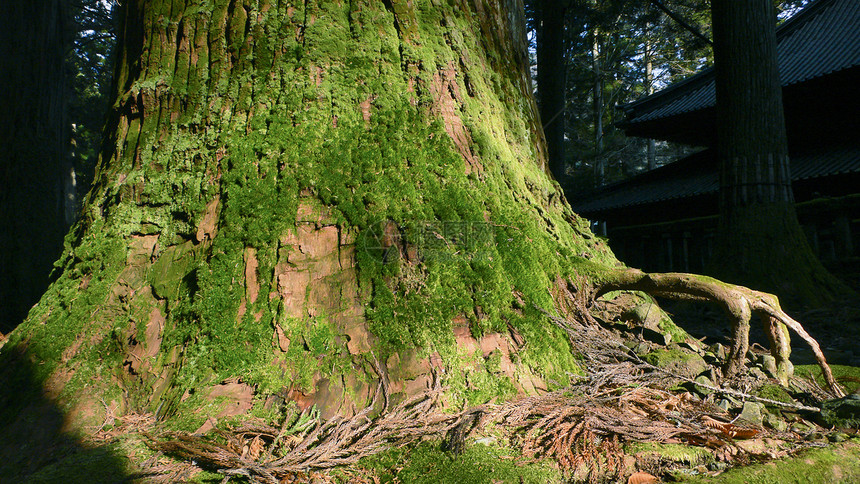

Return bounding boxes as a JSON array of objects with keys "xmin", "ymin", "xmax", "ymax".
[
  {"xmin": 662, "ymin": 297, "xmax": 860, "ymax": 367},
  {"xmin": 0, "ymin": 346, "xmax": 131, "ymax": 483}
]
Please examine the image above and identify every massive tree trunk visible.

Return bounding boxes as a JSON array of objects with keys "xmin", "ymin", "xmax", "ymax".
[
  {"xmin": 0, "ymin": 0, "xmax": 71, "ymax": 334},
  {"xmin": 710, "ymin": 0, "xmax": 848, "ymax": 307},
  {"xmin": 1, "ymin": 0, "xmax": 616, "ymax": 450}
]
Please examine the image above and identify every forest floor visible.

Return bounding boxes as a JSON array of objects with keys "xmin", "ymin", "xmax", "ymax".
[
  {"xmin": 4, "ymin": 295, "xmax": 860, "ymax": 483},
  {"xmin": 119, "ymin": 296, "xmax": 860, "ymax": 484}
]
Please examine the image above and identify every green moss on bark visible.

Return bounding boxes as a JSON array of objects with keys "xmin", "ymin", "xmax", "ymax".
[{"xmin": 2, "ymin": 0, "xmax": 617, "ymax": 450}]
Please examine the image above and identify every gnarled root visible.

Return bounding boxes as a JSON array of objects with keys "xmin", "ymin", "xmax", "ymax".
[{"xmin": 594, "ymin": 269, "xmax": 843, "ymax": 397}]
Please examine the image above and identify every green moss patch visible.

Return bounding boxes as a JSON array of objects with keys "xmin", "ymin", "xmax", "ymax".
[
  {"xmin": 352, "ymin": 440, "xmax": 562, "ymax": 484},
  {"xmin": 627, "ymin": 442, "xmax": 714, "ymax": 468},
  {"xmin": 680, "ymin": 439, "xmax": 860, "ymax": 483},
  {"xmin": 642, "ymin": 348, "xmax": 708, "ymax": 379},
  {"xmin": 795, "ymin": 364, "xmax": 860, "ymax": 395}
]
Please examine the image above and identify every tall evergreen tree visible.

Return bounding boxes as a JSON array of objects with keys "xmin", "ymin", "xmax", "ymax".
[
  {"xmin": 710, "ymin": 0, "xmax": 849, "ymax": 306},
  {"xmin": 535, "ymin": 0, "xmax": 571, "ymax": 184},
  {"xmin": 67, "ymin": 0, "xmax": 119, "ymax": 212},
  {"xmin": 0, "ymin": 0, "xmax": 71, "ymax": 333},
  {"xmin": 2, "ymin": 2, "xmax": 845, "ymax": 479}
]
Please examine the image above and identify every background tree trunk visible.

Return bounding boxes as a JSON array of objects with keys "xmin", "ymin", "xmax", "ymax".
[
  {"xmin": 591, "ymin": 23, "xmax": 604, "ymax": 186},
  {"xmin": 710, "ymin": 0, "xmax": 849, "ymax": 307},
  {"xmin": 1, "ymin": 0, "xmax": 616, "ymax": 448},
  {"xmin": 0, "ymin": 0, "xmax": 71, "ymax": 334},
  {"xmin": 536, "ymin": 0, "xmax": 568, "ymax": 185},
  {"xmin": 644, "ymin": 29, "xmax": 656, "ymax": 171}
]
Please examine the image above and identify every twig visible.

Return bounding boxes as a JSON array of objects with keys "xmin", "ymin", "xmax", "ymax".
[{"xmin": 649, "ymin": 0, "xmax": 712, "ymax": 45}]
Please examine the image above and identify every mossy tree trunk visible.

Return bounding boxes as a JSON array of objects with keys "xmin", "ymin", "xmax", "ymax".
[
  {"xmin": 1, "ymin": 0, "xmax": 617, "ymax": 437},
  {"xmin": 709, "ymin": 0, "xmax": 848, "ymax": 308},
  {"xmin": 0, "ymin": 0, "xmax": 71, "ymax": 334}
]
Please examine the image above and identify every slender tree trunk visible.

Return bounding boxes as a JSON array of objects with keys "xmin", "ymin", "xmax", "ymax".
[
  {"xmin": 644, "ymin": 30, "xmax": 656, "ymax": 171},
  {"xmin": 591, "ymin": 25, "xmax": 604, "ymax": 185},
  {"xmin": 536, "ymin": 0, "xmax": 568, "ymax": 185},
  {"xmin": 0, "ymin": 0, "xmax": 70, "ymax": 334},
  {"xmin": 1, "ymin": 0, "xmax": 615, "ymax": 445},
  {"xmin": 710, "ymin": 0, "xmax": 849, "ymax": 307}
]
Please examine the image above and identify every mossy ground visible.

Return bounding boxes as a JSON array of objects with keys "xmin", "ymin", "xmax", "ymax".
[
  {"xmin": 795, "ymin": 364, "xmax": 860, "ymax": 394},
  {"xmin": 679, "ymin": 439, "xmax": 860, "ymax": 483},
  {"xmin": 347, "ymin": 439, "xmax": 562, "ymax": 484}
]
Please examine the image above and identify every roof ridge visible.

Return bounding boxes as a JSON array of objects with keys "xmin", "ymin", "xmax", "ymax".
[
  {"xmin": 622, "ymin": 0, "xmax": 841, "ymax": 113},
  {"xmin": 775, "ymin": 0, "xmax": 834, "ymax": 40}
]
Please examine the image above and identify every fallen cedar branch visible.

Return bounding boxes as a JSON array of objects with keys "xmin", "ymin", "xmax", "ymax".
[
  {"xmin": 146, "ymin": 379, "xmax": 464, "ymax": 483},
  {"xmin": 146, "ymin": 270, "xmax": 843, "ymax": 480},
  {"xmin": 147, "ymin": 385, "xmax": 751, "ymax": 483}
]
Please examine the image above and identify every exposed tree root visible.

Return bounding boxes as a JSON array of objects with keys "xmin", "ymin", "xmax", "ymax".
[
  {"xmin": 145, "ymin": 269, "xmax": 847, "ymax": 481},
  {"xmin": 145, "ymin": 379, "xmax": 464, "ymax": 483},
  {"xmin": 590, "ymin": 269, "xmax": 843, "ymax": 397},
  {"xmin": 536, "ymin": 306, "xmax": 822, "ymax": 413},
  {"xmin": 147, "ymin": 306, "xmax": 840, "ymax": 482}
]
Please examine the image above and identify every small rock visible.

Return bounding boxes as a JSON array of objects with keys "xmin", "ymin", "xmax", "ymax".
[
  {"xmin": 735, "ymin": 438, "xmax": 767, "ymax": 454},
  {"xmin": 749, "ymin": 367, "xmax": 768, "ymax": 380},
  {"xmin": 642, "ymin": 349, "xmax": 708, "ymax": 379},
  {"xmin": 763, "ymin": 411, "xmax": 788, "ymax": 432},
  {"xmin": 761, "ymin": 355, "xmax": 778, "ymax": 378},
  {"xmin": 702, "ymin": 351, "xmax": 722, "ymax": 366},
  {"xmin": 712, "ymin": 343, "xmax": 726, "ymax": 360},
  {"xmin": 634, "ymin": 342, "xmax": 652, "ymax": 356},
  {"xmin": 693, "ymin": 375, "xmax": 714, "ymax": 396},
  {"xmin": 738, "ymin": 401, "xmax": 765, "ymax": 426},
  {"xmin": 681, "ymin": 341, "xmax": 703, "ymax": 354},
  {"xmin": 820, "ymin": 394, "xmax": 860, "ymax": 429}
]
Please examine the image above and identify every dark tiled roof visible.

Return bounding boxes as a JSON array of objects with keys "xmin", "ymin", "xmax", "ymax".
[
  {"xmin": 573, "ymin": 145, "xmax": 860, "ymax": 215},
  {"xmin": 623, "ymin": 0, "xmax": 860, "ymax": 125}
]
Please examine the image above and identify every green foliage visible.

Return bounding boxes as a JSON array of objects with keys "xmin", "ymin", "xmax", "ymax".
[
  {"xmin": 625, "ymin": 441, "xmax": 714, "ymax": 467},
  {"xmin": 524, "ymin": 0, "xmax": 810, "ymax": 192},
  {"xmin": 67, "ymin": 0, "xmax": 117, "ymax": 202}
]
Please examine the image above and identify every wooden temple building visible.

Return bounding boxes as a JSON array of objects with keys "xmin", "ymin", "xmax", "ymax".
[{"xmin": 572, "ymin": 0, "xmax": 860, "ymax": 277}]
